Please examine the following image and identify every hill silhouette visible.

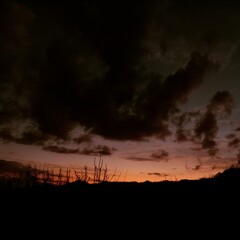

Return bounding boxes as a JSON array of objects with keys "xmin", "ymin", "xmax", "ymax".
[
  {"xmin": 1, "ymin": 165, "xmax": 240, "ymax": 230},
  {"xmin": 2, "ymin": 165, "xmax": 240, "ymax": 200}
]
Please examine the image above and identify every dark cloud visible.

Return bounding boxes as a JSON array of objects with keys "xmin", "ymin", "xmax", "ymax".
[
  {"xmin": 73, "ymin": 134, "xmax": 92, "ymax": 145},
  {"xmin": 236, "ymin": 127, "xmax": 240, "ymax": 132},
  {"xmin": 207, "ymin": 91, "xmax": 234, "ymax": 115},
  {"xmin": 194, "ymin": 91, "xmax": 233, "ymax": 154},
  {"xmin": 151, "ymin": 149, "xmax": 169, "ymax": 161},
  {"xmin": 127, "ymin": 156, "xmax": 163, "ymax": 162},
  {"xmin": 173, "ymin": 91, "xmax": 234, "ymax": 156},
  {"xmin": 192, "ymin": 165, "xmax": 201, "ymax": 171},
  {"xmin": 191, "ymin": 147, "xmax": 202, "ymax": 152},
  {"xmin": 208, "ymin": 148, "xmax": 219, "ymax": 157},
  {"xmin": 195, "ymin": 111, "xmax": 218, "ymax": 149},
  {"xmin": 0, "ymin": 127, "xmax": 15, "ymax": 143},
  {"xmin": 0, "ymin": 1, "xmax": 34, "ymax": 121},
  {"xmin": 147, "ymin": 172, "xmax": 169, "ymax": 177},
  {"xmin": 228, "ymin": 138, "xmax": 240, "ymax": 149},
  {"xmin": 42, "ymin": 144, "xmax": 116, "ymax": 156},
  {"xmin": 127, "ymin": 157, "xmax": 153, "ymax": 162},
  {"xmin": 31, "ymin": 50, "xmax": 219, "ymax": 141},
  {"xmin": 172, "ymin": 111, "xmax": 200, "ymax": 142},
  {"xmin": 185, "ymin": 164, "xmax": 203, "ymax": 171},
  {"xmin": 175, "ymin": 129, "xmax": 191, "ymax": 142},
  {"xmin": 42, "ymin": 145, "xmax": 79, "ymax": 154},
  {"xmin": 4, "ymin": 0, "xmax": 240, "ymax": 148},
  {"xmin": 0, "ymin": 122, "xmax": 48, "ymax": 145},
  {"xmin": 80, "ymin": 145, "xmax": 116, "ymax": 156},
  {"xmin": 16, "ymin": 131, "xmax": 47, "ymax": 145},
  {"xmin": 149, "ymin": 0, "xmax": 240, "ymax": 64},
  {"xmin": 127, "ymin": 150, "xmax": 169, "ymax": 162},
  {"xmin": 225, "ymin": 133, "xmax": 236, "ymax": 139}
]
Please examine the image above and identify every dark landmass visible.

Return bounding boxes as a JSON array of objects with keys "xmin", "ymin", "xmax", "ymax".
[
  {"xmin": 1, "ymin": 165, "xmax": 240, "ymax": 229},
  {"xmin": 1, "ymin": 166, "xmax": 240, "ymax": 201}
]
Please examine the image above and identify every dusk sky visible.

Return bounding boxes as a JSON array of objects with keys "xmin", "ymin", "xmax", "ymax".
[{"xmin": 1, "ymin": 0, "xmax": 240, "ymax": 182}]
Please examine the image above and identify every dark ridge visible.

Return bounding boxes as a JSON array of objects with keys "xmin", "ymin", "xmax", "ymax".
[
  {"xmin": 1, "ymin": 166, "xmax": 240, "ymax": 229},
  {"xmin": 1, "ymin": 166, "xmax": 240, "ymax": 198}
]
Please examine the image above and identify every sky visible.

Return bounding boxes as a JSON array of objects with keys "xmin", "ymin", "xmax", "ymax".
[{"xmin": 0, "ymin": 0, "xmax": 240, "ymax": 182}]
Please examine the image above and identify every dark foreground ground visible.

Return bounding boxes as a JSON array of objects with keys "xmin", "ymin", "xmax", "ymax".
[
  {"xmin": 1, "ymin": 167, "xmax": 240, "ymax": 236},
  {"xmin": 2, "ymin": 166, "xmax": 240, "ymax": 204}
]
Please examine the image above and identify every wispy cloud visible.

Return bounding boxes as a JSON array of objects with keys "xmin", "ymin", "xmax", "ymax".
[
  {"xmin": 127, "ymin": 156, "xmax": 157, "ymax": 162},
  {"xmin": 42, "ymin": 144, "xmax": 116, "ymax": 156},
  {"xmin": 42, "ymin": 145, "xmax": 79, "ymax": 154},
  {"xmin": 192, "ymin": 165, "xmax": 201, "ymax": 171},
  {"xmin": 127, "ymin": 148, "xmax": 169, "ymax": 162},
  {"xmin": 79, "ymin": 145, "xmax": 116, "ymax": 156},
  {"xmin": 147, "ymin": 172, "xmax": 169, "ymax": 177}
]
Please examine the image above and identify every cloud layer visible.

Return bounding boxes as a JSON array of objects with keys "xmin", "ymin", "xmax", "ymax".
[{"xmin": 0, "ymin": 0, "xmax": 238, "ymax": 145}]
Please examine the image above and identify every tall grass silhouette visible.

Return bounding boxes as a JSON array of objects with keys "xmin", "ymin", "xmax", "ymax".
[{"xmin": 0, "ymin": 156, "xmax": 121, "ymax": 189}]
